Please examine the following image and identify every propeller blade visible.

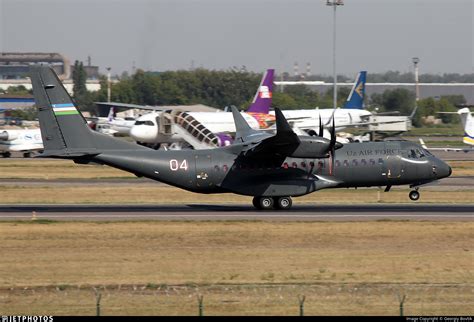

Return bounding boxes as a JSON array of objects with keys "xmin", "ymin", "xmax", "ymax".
[
  {"xmin": 319, "ymin": 115, "xmax": 324, "ymax": 137},
  {"xmin": 330, "ymin": 116, "xmax": 336, "ymax": 175},
  {"xmin": 330, "ymin": 115, "xmax": 336, "ymax": 147}
]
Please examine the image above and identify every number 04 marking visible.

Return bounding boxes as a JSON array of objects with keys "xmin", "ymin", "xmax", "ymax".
[{"xmin": 169, "ymin": 159, "xmax": 188, "ymax": 171}]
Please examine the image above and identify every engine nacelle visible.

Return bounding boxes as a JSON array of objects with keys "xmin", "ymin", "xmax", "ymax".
[
  {"xmin": 0, "ymin": 131, "xmax": 18, "ymax": 141},
  {"xmin": 289, "ymin": 136, "xmax": 342, "ymax": 158}
]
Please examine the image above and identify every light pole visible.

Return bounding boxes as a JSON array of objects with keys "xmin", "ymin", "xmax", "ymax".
[
  {"xmin": 412, "ymin": 57, "xmax": 420, "ymax": 102},
  {"xmin": 106, "ymin": 67, "xmax": 111, "ymax": 102},
  {"xmin": 326, "ymin": 0, "xmax": 344, "ymax": 111}
]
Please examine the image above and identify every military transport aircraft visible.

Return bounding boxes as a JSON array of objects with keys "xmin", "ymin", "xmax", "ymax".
[{"xmin": 30, "ymin": 66, "xmax": 452, "ymax": 210}]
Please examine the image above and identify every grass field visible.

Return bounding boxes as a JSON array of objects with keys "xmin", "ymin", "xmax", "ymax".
[
  {"xmin": 0, "ymin": 185, "xmax": 472, "ymax": 204},
  {"xmin": 0, "ymin": 221, "xmax": 472, "ymax": 315}
]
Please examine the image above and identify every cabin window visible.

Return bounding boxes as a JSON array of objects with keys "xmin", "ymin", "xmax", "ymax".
[
  {"xmin": 318, "ymin": 161, "xmax": 324, "ymax": 168},
  {"xmin": 300, "ymin": 162, "xmax": 306, "ymax": 168},
  {"xmin": 335, "ymin": 160, "xmax": 341, "ymax": 167},
  {"xmin": 214, "ymin": 165, "xmax": 220, "ymax": 171},
  {"xmin": 343, "ymin": 160, "xmax": 349, "ymax": 167},
  {"xmin": 352, "ymin": 159, "xmax": 358, "ymax": 166},
  {"xmin": 310, "ymin": 161, "xmax": 315, "ymax": 168},
  {"xmin": 283, "ymin": 162, "xmax": 289, "ymax": 169},
  {"xmin": 361, "ymin": 159, "xmax": 367, "ymax": 166},
  {"xmin": 292, "ymin": 162, "xmax": 298, "ymax": 168},
  {"xmin": 223, "ymin": 165, "xmax": 228, "ymax": 172}
]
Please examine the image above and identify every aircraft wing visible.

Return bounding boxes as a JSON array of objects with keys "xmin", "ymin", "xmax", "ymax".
[
  {"xmin": 419, "ymin": 138, "xmax": 473, "ymax": 153},
  {"xmin": 230, "ymin": 106, "xmax": 301, "ymax": 159}
]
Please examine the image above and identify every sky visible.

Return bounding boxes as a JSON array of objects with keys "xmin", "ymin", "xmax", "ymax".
[{"xmin": 0, "ymin": 0, "xmax": 472, "ymax": 77}]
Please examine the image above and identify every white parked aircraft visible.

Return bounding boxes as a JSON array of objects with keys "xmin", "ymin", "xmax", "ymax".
[
  {"xmin": 128, "ymin": 71, "xmax": 375, "ymax": 148},
  {"xmin": 88, "ymin": 107, "xmax": 136, "ymax": 136},
  {"xmin": 0, "ymin": 128, "xmax": 43, "ymax": 157},
  {"xmin": 420, "ymin": 107, "xmax": 474, "ymax": 152}
]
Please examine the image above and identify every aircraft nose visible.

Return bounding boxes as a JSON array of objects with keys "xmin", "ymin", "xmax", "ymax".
[
  {"xmin": 437, "ymin": 160, "xmax": 452, "ymax": 179},
  {"xmin": 130, "ymin": 126, "xmax": 155, "ymax": 142}
]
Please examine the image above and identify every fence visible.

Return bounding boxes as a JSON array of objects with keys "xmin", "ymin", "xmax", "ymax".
[{"xmin": 1, "ymin": 283, "xmax": 472, "ymax": 316}]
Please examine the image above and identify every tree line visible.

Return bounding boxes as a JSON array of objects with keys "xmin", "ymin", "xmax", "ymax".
[{"xmin": 1, "ymin": 63, "xmax": 468, "ymax": 126}]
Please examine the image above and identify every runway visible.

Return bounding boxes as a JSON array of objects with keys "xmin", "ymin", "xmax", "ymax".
[{"xmin": 0, "ymin": 204, "xmax": 472, "ymax": 221}]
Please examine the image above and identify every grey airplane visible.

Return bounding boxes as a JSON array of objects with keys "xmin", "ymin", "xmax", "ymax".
[{"xmin": 30, "ymin": 66, "xmax": 452, "ymax": 210}]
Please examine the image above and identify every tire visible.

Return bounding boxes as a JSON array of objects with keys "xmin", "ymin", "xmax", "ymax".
[
  {"xmin": 252, "ymin": 197, "xmax": 261, "ymax": 209},
  {"xmin": 258, "ymin": 197, "xmax": 274, "ymax": 210},
  {"xmin": 274, "ymin": 196, "xmax": 293, "ymax": 210},
  {"xmin": 409, "ymin": 190, "xmax": 420, "ymax": 201}
]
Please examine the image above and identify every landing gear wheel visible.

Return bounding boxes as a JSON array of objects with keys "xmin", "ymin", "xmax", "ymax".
[
  {"xmin": 23, "ymin": 152, "xmax": 31, "ymax": 158},
  {"xmin": 409, "ymin": 190, "xmax": 420, "ymax": 201},
  {"xmin": 274, "ymin": 196, "xmax": 292, "ymax": 210},
  {"xmin": 252, "ymin": 197, "xmax": 260, "ymax": 209},
  {"xmin": 253, "ymin": 196, "xmax": 274, "ymax": 210},
  {"xmin": 2, "ymin": 152, "xmax": 11, "ymax": 158}
]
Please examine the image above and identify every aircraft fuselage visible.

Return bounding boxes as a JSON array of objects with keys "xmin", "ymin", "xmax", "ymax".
[{"xmin": 92, "ymin": 140, "xmax": 451, "ymax": 198}]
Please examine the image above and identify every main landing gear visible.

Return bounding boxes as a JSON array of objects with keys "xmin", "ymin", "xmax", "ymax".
[
  {"xmin": 409, "ymin": 188, "xmax": 420, "ymax": 201},
  {"xmin": 252, "ymin": 196, "xmax": 293, "ymax": 210}
]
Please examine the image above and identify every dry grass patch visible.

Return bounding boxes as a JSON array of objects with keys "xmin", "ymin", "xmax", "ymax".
[
  {"xmin": 0, "ymin": 221, "xmax": 472, "ymax": 315},
  {"xmin": 1, "ymin": 221, "xmax": 472, "ymax": 287},
  {"xmin": 0, "ymin": 159, "xmax": 135, "ymax": 179},
  {"xmin": 0, "ymin": 185, "xmax": 472, "ymax": 204}
]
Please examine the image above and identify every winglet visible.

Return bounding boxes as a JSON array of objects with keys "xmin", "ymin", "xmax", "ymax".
[
  {"xmin": 231, "ymin": 106, "xmax": 260, "ymax": 143},
  {"xmin": 274, "ymin": 108, "xmax": 294, "ymax": 134}
]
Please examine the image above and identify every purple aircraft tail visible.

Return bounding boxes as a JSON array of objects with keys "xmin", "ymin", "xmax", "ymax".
[{"xmin": 247, "ymin": 69, "xmax": 274, "ymax": 114}]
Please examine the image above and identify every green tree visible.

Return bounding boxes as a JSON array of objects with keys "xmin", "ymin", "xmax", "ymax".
[
  {"xmin": 272, "ymin": 92, "xmax": 298, "ymax": 109},
  {"xmin": 72, "ymin": 60, "xmax": 95, "ymax": 114}
]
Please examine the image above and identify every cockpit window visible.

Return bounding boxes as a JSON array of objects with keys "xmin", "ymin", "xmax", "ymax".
[
  {"xmin": 415, "ymin": 148, "xmax": 425, "ymax": 158},
  {"xmin": 134, "ymin": 120, "xmax": 154, "ymax": 126},
  {"xmin": 423, "ymin": 148, "xmax": 433, "ymax": 156},
  {"xmin": 409, "ymin": 149, "xmax": 417, "ymax": 159}
]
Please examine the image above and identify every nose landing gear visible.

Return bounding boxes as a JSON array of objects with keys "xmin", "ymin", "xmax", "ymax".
[
  {"xmin": 252, "ymin": 196, "xmax": 293, "ymax": 210},
  {"xmin": 409, "ymin": 189, "xmax": 420, "ymax": 201}
]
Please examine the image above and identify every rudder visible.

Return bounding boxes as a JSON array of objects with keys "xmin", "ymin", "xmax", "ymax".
[
  {"xmin": 343, "ymin": 71, "xmax": 367, "ymax": 109},
  {"xmin": 30, "ymin": 65, "xmax": 98, "ymax": 155}
]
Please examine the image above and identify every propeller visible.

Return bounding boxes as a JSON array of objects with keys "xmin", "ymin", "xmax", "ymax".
[
  {"xmin": 318, "ymin": 115, "xmax": 324, "ymax": 137},
  {"xmin": 328, "ymin": 115, "xmax": 343, "ymax": 175},
  {"xmin": 329, "ymin": 116, "xmax": 336, "ymax": 175}
]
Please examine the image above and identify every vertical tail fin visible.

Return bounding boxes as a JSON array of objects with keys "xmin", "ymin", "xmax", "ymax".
[
  {"xmin": 107, "ymin": 107, "xmax": 115, "ymax": 122},
  {"xmin": 458, "ymin": 108, "xmax": 474, "ymax": 145},
  {"xmin": 343, "ymin": 71, "xmax": 367, "ymax": 109},
  {"xmin": 30, "ymin": 65, "xmax": 99, "ymax": 155},
  {"xmin": 30, "ymin": 65, "xmax": 146, "ymax": 156},
  {"xmin": 247, "ymin": 69, "xmax": 274, "ymax": 114}
]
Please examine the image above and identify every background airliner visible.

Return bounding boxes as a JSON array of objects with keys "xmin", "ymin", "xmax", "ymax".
[
  {"xmin": 420, "ymin": 107, "xmax": 474, "ymax": 152},
  {"xmin": 128, "ymin": 70, "xmax": 373, "ymax": 148},
  {"xmin": 128, "ymin": 69, "xmax": 275, "ymax": 148},
  {"xmin": 0, "ymin": 128, "xmax": 43, "ymax": 157}
]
